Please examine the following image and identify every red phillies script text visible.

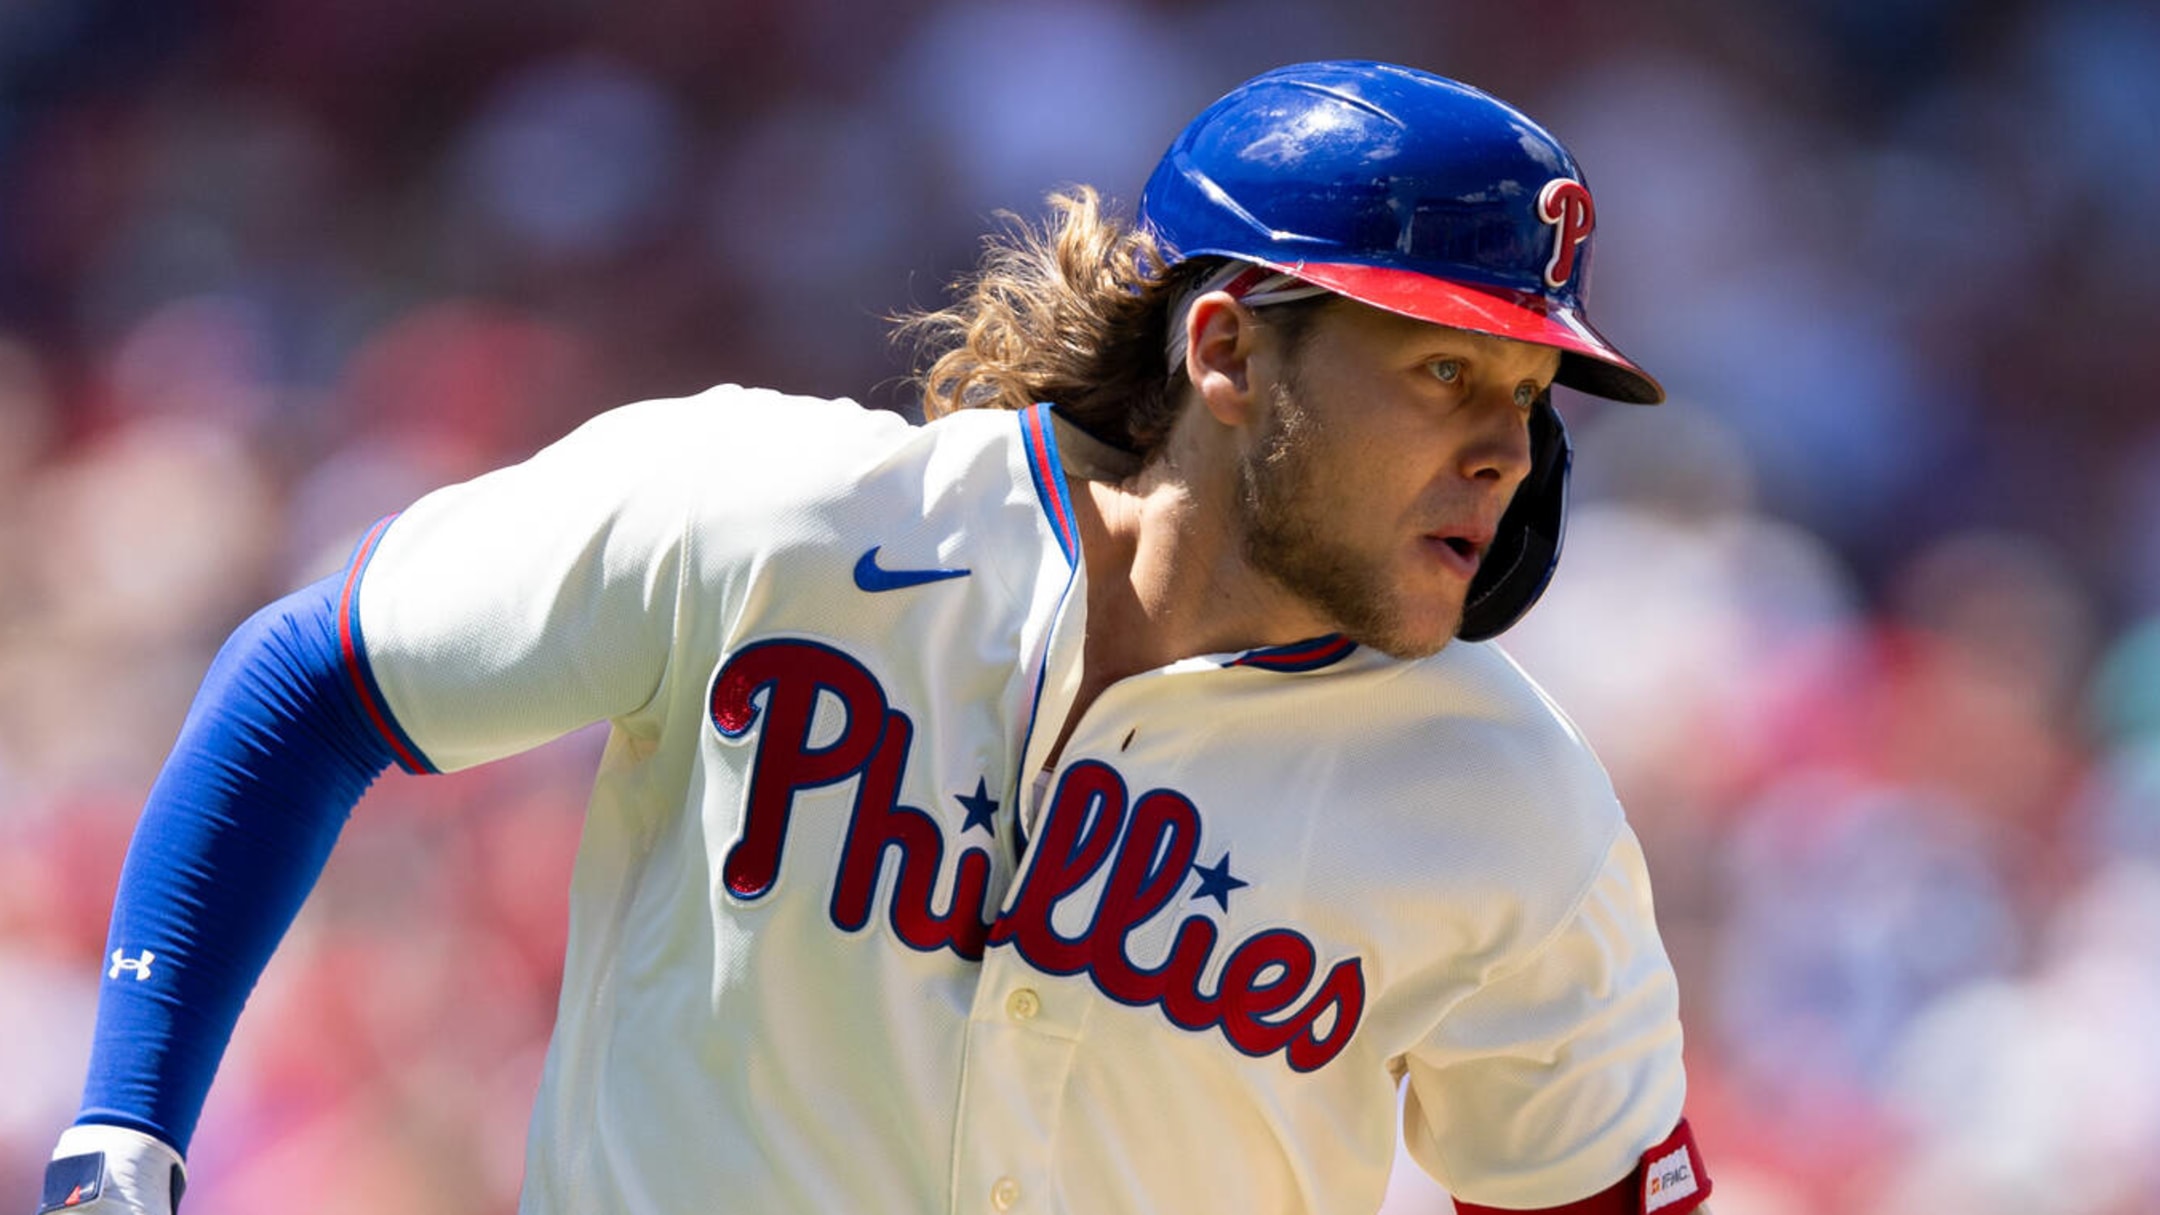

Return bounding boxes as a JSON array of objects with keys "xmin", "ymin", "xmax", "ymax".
[{"xmin": 708, "ymin": 638, "xmax": 1366, "ymax": 1073}]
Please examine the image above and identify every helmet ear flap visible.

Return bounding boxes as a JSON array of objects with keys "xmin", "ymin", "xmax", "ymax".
[{"xmin": 1457, "ymin": 394, "xmax": 1570, "ymax": 642}]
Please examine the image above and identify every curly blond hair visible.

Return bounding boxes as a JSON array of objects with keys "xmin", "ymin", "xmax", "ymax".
[{"xmin": 897, "ymin": 186, "xmax": 1219, "ymax": 458}]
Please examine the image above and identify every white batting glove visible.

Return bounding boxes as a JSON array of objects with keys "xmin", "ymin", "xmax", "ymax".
[{"xmin": 38, "ymin": 1126, "xmax": 187, "ymax": 1214}]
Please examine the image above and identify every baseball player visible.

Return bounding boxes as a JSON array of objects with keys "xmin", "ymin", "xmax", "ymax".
[{"xmin": 39, "ymin": 61, "xmax": 1712, "ymax": 1214}]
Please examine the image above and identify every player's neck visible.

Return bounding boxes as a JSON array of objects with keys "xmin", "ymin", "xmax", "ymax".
[
  {"xmin": 1072, "ymin": 466, "xmax": 1333, "ymax": 682},
  {"xmin": 1030, "ymin": 470, "xmax": 1311, "ymax": 773}
]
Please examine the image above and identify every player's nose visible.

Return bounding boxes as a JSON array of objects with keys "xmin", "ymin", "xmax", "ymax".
[{"xmin": 1455, "ymin": 388, "xmax": 1535, "ymax": 489}]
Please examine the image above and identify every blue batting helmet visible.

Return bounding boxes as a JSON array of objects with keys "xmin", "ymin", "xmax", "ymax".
[{"xmin": 1138, "ymin": 60, "xmax": 1661, "ymax": 639}]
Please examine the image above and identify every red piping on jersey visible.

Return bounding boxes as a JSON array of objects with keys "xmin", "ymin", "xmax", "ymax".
[
  {"xmin": 1021, "ymin": 405, "xmax": 1077, "ymax": 565},
  {"xmin": 337, "ymin": 516, "xmax": 431, "ymax": 774},
  {"xmin": 1230, "ymin": 634, "xmax": 1358, "ymax": 671}
]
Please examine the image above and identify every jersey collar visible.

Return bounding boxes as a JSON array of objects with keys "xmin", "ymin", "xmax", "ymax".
[{"xmin": 1224, "ymin": 635, "xmax": 1360, "ymax": 672}]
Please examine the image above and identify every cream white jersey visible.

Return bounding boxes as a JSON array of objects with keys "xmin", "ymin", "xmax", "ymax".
[{"xmin": 348, "ymin": 386, "xmax": 1690, "ymax": 1214}]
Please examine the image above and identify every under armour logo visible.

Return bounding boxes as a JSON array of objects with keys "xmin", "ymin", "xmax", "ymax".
[{"xmin": 108, "ymin": 949, "xmax": 156, "ymax": 980}]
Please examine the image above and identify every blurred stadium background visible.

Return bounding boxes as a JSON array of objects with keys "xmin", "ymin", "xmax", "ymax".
[{"xmin": 4, "ymin": 1, "xmax": 2158, "ymax": 1212}]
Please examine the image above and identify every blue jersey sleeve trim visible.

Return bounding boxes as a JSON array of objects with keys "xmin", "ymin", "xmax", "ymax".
[{"xmin": 75, "ymin": 569, "xmax": 402, "ymax": 1154}]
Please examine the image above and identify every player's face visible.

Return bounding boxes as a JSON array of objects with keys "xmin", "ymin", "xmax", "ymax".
[{"xmin": 1235, "ymin": 303, "xmax": 1558, "ymax": 659}]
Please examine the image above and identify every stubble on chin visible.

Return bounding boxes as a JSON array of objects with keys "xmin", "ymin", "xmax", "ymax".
[{"xmin": 1235, "ymin": 381, "xmax": 1457, "ymax": 661}]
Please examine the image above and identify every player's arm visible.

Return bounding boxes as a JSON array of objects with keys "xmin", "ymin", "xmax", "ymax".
[
  {"xmin": 1403, "ymin": 824, "xmax": 1713, "ymax": 1215},
  {"xmin": 35, "ymin": 396, "xmax": 717, "ymax": 1213},
  {"xmin": 36, "ymin": 565, "xmax": 402, "ymax": 1213}
]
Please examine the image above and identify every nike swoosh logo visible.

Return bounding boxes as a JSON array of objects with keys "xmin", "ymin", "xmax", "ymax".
[{"xmin": 854, "ymin": 546, "xmax": 971, "ymax": 593}]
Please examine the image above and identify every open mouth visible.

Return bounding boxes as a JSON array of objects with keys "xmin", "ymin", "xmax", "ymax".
[{"xmin": 1425, "ymin": 532, "xmax": 1485, "ymax": 577}]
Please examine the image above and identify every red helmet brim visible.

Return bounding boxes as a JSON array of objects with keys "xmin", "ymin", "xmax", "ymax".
[{"xmin": 1261, "ymin": 259, "xmax": 1665, "ymax": 405}]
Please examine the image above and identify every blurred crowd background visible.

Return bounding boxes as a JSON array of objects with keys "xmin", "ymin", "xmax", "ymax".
[{"xmin": 3, "ymin": 1, "xmax": 2157, "ymax": 1212}]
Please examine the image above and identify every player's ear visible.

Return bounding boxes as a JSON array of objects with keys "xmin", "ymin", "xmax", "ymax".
[{"xmin": 1186, "ymin": 292, "xmax": 1261, "ymax": 426}]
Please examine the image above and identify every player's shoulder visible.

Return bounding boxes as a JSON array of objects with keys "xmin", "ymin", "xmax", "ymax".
[
  {"xmin": 576, "ymin": 383, "xmax": 909, "ymax": 452},
  {"xmin": 1270, "ymin": 640, "xmax": 1630, "ymax": 970},
  {"xmin": 586, "ymin": 384, "xmax": 1024, "ymax": 469},
  {"xmin": 1405, "ymin": 639, "xmax": 1615, "ymax": 793},
  {"xmin": 1386, "ymin": 640, "xmax": 1626, "ymax": 888},
  {"xmin": 548, "ymin": 386, "xmax": 1026, "ymax": 511}
]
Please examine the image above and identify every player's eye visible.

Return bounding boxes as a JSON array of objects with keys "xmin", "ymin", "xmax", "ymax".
[{"xmin": 1428, "ymin": 359, "xmax": 1463, "ymax": 385}]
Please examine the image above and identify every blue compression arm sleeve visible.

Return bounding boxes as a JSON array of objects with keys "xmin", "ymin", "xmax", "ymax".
[{"xmin": 77, "ymin": 568, "xmax": 404, "ymax": 1153}]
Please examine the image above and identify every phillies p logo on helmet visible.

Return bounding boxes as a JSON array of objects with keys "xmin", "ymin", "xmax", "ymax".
[{"xmin": 1537, "ymin": 178, "xmax": 1595, "ymax": 288}]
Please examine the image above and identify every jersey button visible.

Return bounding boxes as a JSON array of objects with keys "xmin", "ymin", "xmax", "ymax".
[
  {"xmin": 990, "ymin": 1176, "xmax": 1021, "ymax": 1211},
  {"xmin": 1005, "ymin": 988, "xmax": 1041, "ymax": 1021}
]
